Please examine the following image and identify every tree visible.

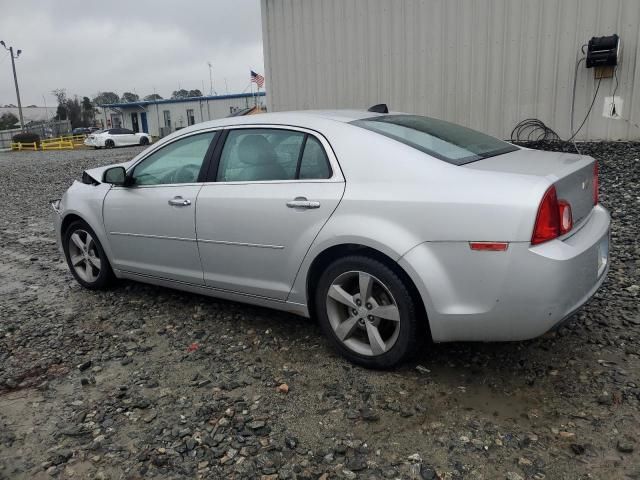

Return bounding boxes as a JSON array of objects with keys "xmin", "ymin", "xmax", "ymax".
[
  {"xmin": 81, "ymin": 97, "xmax": 95, "ymax": 126},
  {"xmin": 0, "ymin": 112, "xmax": 19, "ymax": 130},
  {"xmin": 93, "ymin": 91, "xmax": 120, "ymax": 105},
  {"xmin": 171, "ymin": 89, "xmax": 189, "ymax": 99},
  {"xmin": 65, "ymin": 97, "xmax": 82, "ymax": 128},
  {"xmin": 121, "ymin": 92, "xmax": 140, "ymax": 103},
  {"xmin": 51, "ymin": 89, "xmax": 84, "ymax": 127},
  {"xmin": 143, "ymin": 93, "xmax": 163, "ymax": 101},
  {"xmin": 52, "ymin": 89, "xmax": 68, "ymax": 121},
  {"xmin": 55, "ymin": 105, "xmax": 67, "ymax": 121},
  {"xmin": 187, "ymin": 89, "xmax": 203, "ymax": 97}
]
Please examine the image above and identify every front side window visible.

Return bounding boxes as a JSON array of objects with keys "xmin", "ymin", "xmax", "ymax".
[
  {"xmin": 132, "ymin": 131, "xmax": 216, "ymax": 186},
  {"xmin": 216, "ymin": 129, "xmax": 332, "ymax": 182},
  {"xmin": 351, "ymin": 115, "xmax": 518, "ymax": 165}
]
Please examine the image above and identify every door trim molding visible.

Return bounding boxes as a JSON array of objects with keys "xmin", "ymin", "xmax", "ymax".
[
  {"xmin": 109, "ymin": 231, "xmax": 196, "ymax": 242},
  {"xmin": 197, "ymin": 239, "xmax": 284, "ymax": 249}
]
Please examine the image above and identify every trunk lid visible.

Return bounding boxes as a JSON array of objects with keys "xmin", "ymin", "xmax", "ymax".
[{"xmin": 466, "ymin": 148, "xmax": 596, "ymax": 227}]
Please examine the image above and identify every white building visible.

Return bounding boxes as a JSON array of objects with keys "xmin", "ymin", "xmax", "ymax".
[
  {"xmin": 0, "ymin": 105, "xmax": 57, "ymax": 124},
  {"xmin": 261, "ymin": 0, "xmax": 640, "ymax": 141},
  {"xmin": 99, "ymin": 92, "xmax": 266, "ymax": 137}
]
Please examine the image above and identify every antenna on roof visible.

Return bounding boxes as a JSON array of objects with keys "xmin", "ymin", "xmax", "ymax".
[{"xmin": 367, "ymin": 103, "xmax": 389, "ymax": 113}]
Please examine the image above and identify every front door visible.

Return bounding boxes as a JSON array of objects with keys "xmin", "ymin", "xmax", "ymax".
[
  {"xmin": 103, "ymin": 130, "xmax": 218, "ymax": 283},
  {"xmin": 131, "ymin": 113, "xmax": 139, "ymax": 133},
  {"xmin": 140, "ymin": 112, "xmax": 148, "ymax": 133},
  {"xmin": 196, "ymin": 127, "xmax": 344, "ymax": 300}
]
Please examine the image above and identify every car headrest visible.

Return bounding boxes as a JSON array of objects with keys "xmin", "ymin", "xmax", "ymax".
[{"xmin": 238, "ymin": 135, "xmax": 275, "ymax": 166}]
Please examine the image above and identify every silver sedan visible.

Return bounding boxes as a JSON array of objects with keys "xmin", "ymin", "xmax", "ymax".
[{"xmin": 52, "ymin": 109, "xmax": 610, "ymax": 368}]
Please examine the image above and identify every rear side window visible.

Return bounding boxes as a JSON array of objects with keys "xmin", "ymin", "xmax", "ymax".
[
  {"xmin": 216, "ymin": 129, "xmax": 332, "ymax": 182},
  {"xmin": 351, "ymin": 115, "xmax": 518, "ymax": 165},
  {"xmin": 299, "ymin": 136, "xmax": 331, "ymax": 179}
]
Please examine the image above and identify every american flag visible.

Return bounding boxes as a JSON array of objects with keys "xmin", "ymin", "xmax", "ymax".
[{"xmin": 250, "ymin": 70, "xmax": 265, "ymax": 88}]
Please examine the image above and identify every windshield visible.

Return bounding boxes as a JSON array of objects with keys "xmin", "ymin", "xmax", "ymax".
[{"xmin": 351, "ymin": 115, "xmax": 518, "ymax": 165}]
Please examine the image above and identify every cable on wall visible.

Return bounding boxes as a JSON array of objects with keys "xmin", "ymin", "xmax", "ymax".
[{"xmin": 511, "ymin": 44, "xmax": 603, "ymax": 154}]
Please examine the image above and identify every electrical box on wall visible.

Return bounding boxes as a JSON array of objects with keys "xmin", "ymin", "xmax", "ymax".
[{"xmin": 586, "ymin": 34, "xmax": 620, "ymax": 68}]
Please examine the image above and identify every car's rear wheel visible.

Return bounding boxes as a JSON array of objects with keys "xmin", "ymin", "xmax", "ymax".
[
  {"xmin": 105, "ymin": 139, "xmax": 115, "ymax": 148},
  {"xmin": 315, "ymin": 255, "xmax": 420, "ymax": 368},
  {"xmin": 139, "ymin": 136, "xmax": 149, "ymax": 146},
  {"xmin": 63, "ymin": 220, "xmax": 114, "ymax": 289}
]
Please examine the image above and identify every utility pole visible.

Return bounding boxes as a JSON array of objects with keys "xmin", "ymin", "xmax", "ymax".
[
  {"xmin": 208, "ymin": 62, "xmax": 214, "ymax": 95},
  {"xmin": 1, "ymin": 40, "xmax": 24, "ymax": 130}
]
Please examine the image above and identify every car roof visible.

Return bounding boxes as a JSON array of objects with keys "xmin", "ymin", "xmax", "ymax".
[{"xmin": 176, "ymin": 109, "xmax": 386, "ymax": 134}]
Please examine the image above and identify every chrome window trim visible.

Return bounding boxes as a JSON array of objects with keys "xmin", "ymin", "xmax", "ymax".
[
  {"xmin": 208, "ymin": 124, "xmax": 343, "ymax": 184},
  {"xmin": 118, "ymin": 123, "xmax": 344, "ymax": 189},
  {"xmin": 125, "ymin": 128, "xmax": 225, "ymax": 174}
]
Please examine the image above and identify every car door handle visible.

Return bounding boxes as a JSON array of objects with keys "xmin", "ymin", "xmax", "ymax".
[
  {"xmin": 286, "ymin": 197, "xmax": 321, "ymax": 209},
  {"xmin": 168, "ymin": 196, "xmax": 191, "ymax": 207}
]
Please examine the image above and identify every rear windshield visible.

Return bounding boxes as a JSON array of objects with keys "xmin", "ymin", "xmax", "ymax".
[{"xmin": 351, "ymin": 115, "xmax": 518, "ymax": 165}]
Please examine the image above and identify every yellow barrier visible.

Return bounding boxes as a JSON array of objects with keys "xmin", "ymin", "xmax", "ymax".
[
  {"xmin": 10, "ymin": 134, "xmax": 87, "ymax": 151},
  {"xmin": 41, "ymin": 139, "xmax": 75, "ymax": 150},
  {"xmin": 60, "ymin": 134, "xmax": 87, "ymax": 144},
  {"xmin": 11, "ymin": 142, "xmax": 38, "ymax": 151}
]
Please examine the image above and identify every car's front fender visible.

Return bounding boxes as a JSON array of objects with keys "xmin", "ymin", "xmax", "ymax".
[{"xmin": 57, "ymin": 181, "xmax": 114, "ymax": 265}]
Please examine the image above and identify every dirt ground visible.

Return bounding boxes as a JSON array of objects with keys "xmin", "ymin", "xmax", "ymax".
[{"xmin": 0, "ymin": 143, "xmax": 638, "ymax": 480}]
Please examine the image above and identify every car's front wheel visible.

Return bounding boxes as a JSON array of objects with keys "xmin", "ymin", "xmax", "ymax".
[
  {"xmin": 63, "ymin": 220, "xmax": 114, "ymax": 289},
  {"xmin": 315, "ymin": 255, "xmax": 420, "ymax": 368},
  {"xmin": 139, "ymin": 136, "xmax": 149, "ymax": 146},
  {"xmin": 104, "ymin": 139, "xmax": 115, "ymax": 148}
]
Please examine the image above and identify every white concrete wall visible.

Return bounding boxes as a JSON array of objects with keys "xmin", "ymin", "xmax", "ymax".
[{"xmin": 262, "ymin": 0, "xmax": 640, "ymax": 141}]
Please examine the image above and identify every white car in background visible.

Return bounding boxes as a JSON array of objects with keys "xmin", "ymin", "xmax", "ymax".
[{"xmin": 85, "ymin": 128, "xmax": 152, "ymax": 149}]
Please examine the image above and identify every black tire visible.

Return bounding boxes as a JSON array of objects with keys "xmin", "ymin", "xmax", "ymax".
[
  {"xmin": 139, "ymin": 136, "xmax": 149, "ymax": 146},
  {"xmin": 105, "ymin": 139, "xmax": 115, "ymax": 148},
  {"xmin": 63, "ymin": 220, "xmax": 114, "ymax": 290},
  {"xmin": 315, "ymin": 255, "xmax": 420, "ymax": 369}
]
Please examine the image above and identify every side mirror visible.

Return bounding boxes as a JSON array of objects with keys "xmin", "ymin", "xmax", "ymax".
[{"xmin": 103, "ymin": 166, "xmax": 127, "ymax": 186}]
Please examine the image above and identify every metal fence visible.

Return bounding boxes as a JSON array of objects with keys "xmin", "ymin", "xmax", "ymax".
[{"xmin": 0, "ymin": 120, "xmax": 72, "ymax": 150}]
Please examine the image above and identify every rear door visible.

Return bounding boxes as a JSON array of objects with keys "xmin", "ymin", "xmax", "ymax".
[
  {"xmin": 120, "ymin": 128, "xmax": 139, "ymax": 145},
  {"xmin": 195, "ymin": 126, "xmax": 345, "ymax": 300}
]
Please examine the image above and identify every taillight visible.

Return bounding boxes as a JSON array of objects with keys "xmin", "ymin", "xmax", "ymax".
[
  {"xmin": 593, "ymin": 161, "xmax": 599, "ymax": 205},
  {"xmin": 532, "ymin": 186, "xmax": 574, "ymax": 244},
  {"xmin": 532, "ymin": 186, "xmax": 560, "ymax": 245}
]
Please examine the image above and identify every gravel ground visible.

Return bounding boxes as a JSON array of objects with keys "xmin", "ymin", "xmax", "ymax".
[{"xmin": 0, "ymin": 143, "xmax": 638, "ymax": 480}]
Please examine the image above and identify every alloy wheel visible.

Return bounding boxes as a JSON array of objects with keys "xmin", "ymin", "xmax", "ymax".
[
  {"xmin": 68, "ymin": 229, "xmax": 101, "ymax": 283},
  {"xmin": 325, "ymin": 270, "xmax": 401, "ymax": 356}
]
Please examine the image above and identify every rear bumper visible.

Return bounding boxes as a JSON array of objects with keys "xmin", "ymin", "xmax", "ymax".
[{"xmin": 399, "ymin": 205, "xmax": 610, "ymax": 342}]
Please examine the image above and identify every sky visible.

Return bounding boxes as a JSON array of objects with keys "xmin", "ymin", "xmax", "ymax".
[{"xmin": 0, "ymin": 0, "xmax": 264, "ymax": 106}]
